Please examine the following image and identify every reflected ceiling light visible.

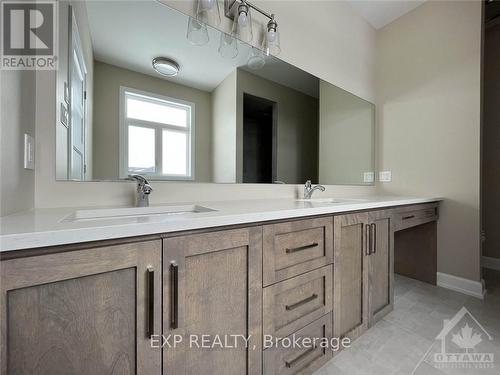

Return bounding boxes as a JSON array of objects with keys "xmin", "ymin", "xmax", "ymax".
[
  {"xmin": 219, "ymin": 33, "xmax": 238, "ymax": 59},
  {"xmin": 261, "ymin": 16, "xmax": 280, "ymax": 56},
  {"xmin": 152, "ymin": 57, "xmax": 180, "ymax": 77},
  {"xmin": 197, "ymin": 0, "xmax": 221, "ymax": 26},
  {"xmin": 186, "ymin": 17, "xmax": 209, "ymax": 46},
  {"xmin": 247, "ymin": 47, "xmax": 265, "ymax": 70}
]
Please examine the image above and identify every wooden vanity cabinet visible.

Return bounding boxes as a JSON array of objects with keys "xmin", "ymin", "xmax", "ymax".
[
  {"xmin": 333, "ymin": 213, "xmax": 370, "ymax": 341},
  {"xmin": 333, "ymin": 210, "xmax": 394, "ymax": 342},
  {"xmin": 162, "ymin": 227, "xmax": 263, "ymax": 375},
  {"xmin": 0, "ymin": 240, "xmax": 162, "ymax": 375},
  {"xmin": 0, "ymin": 203, "xmax": 436, "ymax": 375},
  {"xmin": 367, "ymin": 210, "xmax": 394, "ymax": 326}
]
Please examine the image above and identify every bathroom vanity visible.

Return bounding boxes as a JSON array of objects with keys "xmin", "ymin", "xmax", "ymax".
[{"xmin": 0, "ymin": 198, "xmax": 439, "ymax": 375}]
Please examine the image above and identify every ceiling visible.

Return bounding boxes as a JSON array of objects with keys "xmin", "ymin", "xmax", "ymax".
[
  {"xmin": 85, "ymin": 0, "xmax": 318, "ymax": 96},
  {"xmin": 347, "ymin": 0, "xmax": 426, "ymax": 29}
]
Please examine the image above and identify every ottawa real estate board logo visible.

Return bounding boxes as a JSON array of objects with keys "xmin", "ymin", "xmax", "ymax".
[{"xmin": 1, "ymin": 0, "xmax": 58, "ymax": 69}]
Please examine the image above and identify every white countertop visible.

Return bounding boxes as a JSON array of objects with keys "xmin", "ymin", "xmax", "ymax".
[{"xmin": 0, "ymin": 196, "xmax": 441, "ymax": 252}]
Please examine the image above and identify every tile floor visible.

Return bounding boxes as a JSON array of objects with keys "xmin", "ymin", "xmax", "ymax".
[{"xmin": 316, "ymin": 270, "xmax": 500, "ymax": 375}]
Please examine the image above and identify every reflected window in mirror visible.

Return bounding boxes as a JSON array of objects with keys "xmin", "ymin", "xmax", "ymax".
[{"xmin": 119, "ymin": 88, "xmax": 194, "ymax": 180}]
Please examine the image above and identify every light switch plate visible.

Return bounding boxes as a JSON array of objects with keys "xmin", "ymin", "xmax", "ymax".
[
  {"xmin": 379, "ymin": 171, "xmax": 392, "ymax": 182},
  {"xmin": 363, "ymin": 172, "xmax": 374, "ymax": 183},
  {"xmin": 24, "ymin": 134, "xmax": 35, "ymax": 170}
]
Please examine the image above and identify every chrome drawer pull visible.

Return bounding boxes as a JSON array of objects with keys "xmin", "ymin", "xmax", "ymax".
[
  {"xmin": 285, "ymin": 293, "xmax": 318, "ymax": 311},
  {"xmin": 147, "ymin": 267, "xmax": 155, "ymax": 338},
  {"xmin": 170, "ymin": 262, "xmax": 179, "ymax": 329},
  {"xmin": 402, "ymin": 215, "xmax": 415, "ymax": 220},
  {"xmin": 285, "ymin": 242, "xmax": 318, "ymax": 254},
  {"xmin": 285, "ymin": 345, "xmax": 317, "ymax": 368}
]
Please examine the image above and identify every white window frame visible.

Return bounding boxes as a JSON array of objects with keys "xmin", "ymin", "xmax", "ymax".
[{"xmin": 119, "ymin": 86, "xmax": 195, "ymax": 180}]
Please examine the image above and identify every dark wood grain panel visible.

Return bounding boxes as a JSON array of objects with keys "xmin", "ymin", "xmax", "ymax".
[
  {"xmin": 263, "ymin": 217, "xmax": 333, "ymax": 286},
  {"xmin": 163, "ymin": 227, "xmax": 262, "ymax": 375},
  {"xmin": 263, "ymin": 313, "xmax": 333, "ymax": 375},
  {"xmin": 333, "ymin": 213, "xmax": 369, "ymax": 342},
  {"xmin": 394, "ymin": 221, "xmax": 437, "ymax": 285},
  {"xmin": 8, "ymin": 268, "xmax": 136, "ymax": 375}
]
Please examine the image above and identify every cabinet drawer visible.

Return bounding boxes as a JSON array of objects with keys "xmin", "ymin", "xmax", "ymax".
[
  {"xmin": 263, "ymin": 217, "xmax": 333, "ymax": 286},
  {"xmin": 263, "ymin": 313, "xmax": 333, "ymax": 375},
  {"xmin": 394, "ymin": 205, "xmax": 438, "ymax": 231},
  {"xmin": 263, "ymin": 266, "xmax": 332, "ymax": 338}
]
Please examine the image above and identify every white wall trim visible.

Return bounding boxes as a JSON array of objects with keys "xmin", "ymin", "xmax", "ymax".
[
  {"xmin": 482, "ymin": 256, "xmax": 500, "ymax": 271},
  {"xmin": 437, "ymin": 272, "xmax": 485, "ymax": 299}
]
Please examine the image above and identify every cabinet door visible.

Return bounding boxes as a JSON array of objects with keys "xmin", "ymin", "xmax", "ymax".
[
  {"xmin": 163, "ymin": 228, "xmax": 262, "ymax": 375},
  {"xmin": 367, "ymin": 210, "xmax": 394, "ymax": 325},
  {"xmin": 0, "ymin": 240, "xmax": 162, "ymax": 375},
  {"xmin": 333, "ymin": 213, "xmax": 369, "ymax": 342}
]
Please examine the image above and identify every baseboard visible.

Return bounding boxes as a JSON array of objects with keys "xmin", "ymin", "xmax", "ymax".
[
  {"xmin": 436, "ymin": 272, "xmax": 485, "ymax": 299},
  {"xmin": 482, "ymin": 256, "xmax": 500, "ymax": 271}
]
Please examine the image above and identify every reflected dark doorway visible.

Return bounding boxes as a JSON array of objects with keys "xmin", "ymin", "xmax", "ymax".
[{"xmin": 243, "ymin": 93, "xmax": 277, "ymax": 183}]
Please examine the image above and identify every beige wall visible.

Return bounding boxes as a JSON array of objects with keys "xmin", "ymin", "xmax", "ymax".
[
  {"xmin": 0, "ymin": 70, "xmax": 36, "ymax": 216},
  {"xmin": 482, "ymin": 23, "xmax": 500, "ymax": 260},
  {"xmin": 236, "ymin": 69, "xmax": 318, "ymax": 184},
  {"xmin": 92, "ymin": 61, "xmax": 212, "ymax": 182},
  {"xmin": 376, "ymin": 0, "xmax": 482, "ymax": 281},
  {"xmin": 319, "ymin": 80, "xmax": 375, "ymax": 185},
  {"xmin": 211, "ymin": 70, "xmax": 237, "ymax": 183}
]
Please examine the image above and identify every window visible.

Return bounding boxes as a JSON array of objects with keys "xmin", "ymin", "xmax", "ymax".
[{"xmin": 120, "ymin": 88, "xmax": 194, "ymax": 180}]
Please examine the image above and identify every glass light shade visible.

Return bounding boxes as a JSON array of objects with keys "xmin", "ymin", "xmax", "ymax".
[
  {"xmin": 196, "ymin": 0, "xmax": 221, "ymax": 26},
  {"xmin": 186, "ymin": 17, "xmax": 209, "ymax": 46},
  {"xmin": 262, "ymin": 27, "xmax": 281, "ymax": 56},
  {"xmin": 247, "ymin": 47, "xmax": 266, "ymax": 70},
  {"xmin": 231, "ymin": 4, "xmax": 253, "ymax": 43},
  {"xmin": 219, "ymin": 33, "xmax": 238, "ymax": 59}
]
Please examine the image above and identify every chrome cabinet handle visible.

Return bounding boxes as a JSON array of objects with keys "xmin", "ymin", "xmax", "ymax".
[
  {"xmin": 285, "ymin": 293, "xmax": 318, "ymax": 311},
  {"xmin": 147, "ymin": 267, "xmax": 155, "ymax": 338},
  {"xmin": 286, "ymin": 242, "xmax": 319, "ymax": 254},
  {"xmin": 170, "ymin": 262, "xmax": 179, "ymax": 329},
  {"xmin": 371, "ymin": 223, "xmax": 377, "ymax": 254},
  {"xmin": 285, "ymin": 345, "xmax": 317, "ymax": 368}
]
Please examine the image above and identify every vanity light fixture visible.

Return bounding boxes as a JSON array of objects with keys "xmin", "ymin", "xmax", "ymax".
[
  {"xmin": 225, "ymin": 0, "xmax": 281, "ymax": 56},
  {"xmin": 196, "ymin": 0, "xmax": 221, "ymax": 26},
  {"xmin": 152, "ymin": 57, "xmax": 180, "ymax": 77},
  {"xmin": 262, "ymin": 15, "xmax": 280, "ymax": 56},
  {"xmin": 186, "ymin": 0, "xmax": 281, "ymax": 60},
  {"xmin": 230, "ymin": 0, "xmax": 253, "ymax": 43}
]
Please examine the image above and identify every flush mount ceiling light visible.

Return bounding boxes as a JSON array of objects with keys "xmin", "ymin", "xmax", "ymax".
[{"xmin": 152, "ymin": 57, "xmax": 180, "ymax": 77}]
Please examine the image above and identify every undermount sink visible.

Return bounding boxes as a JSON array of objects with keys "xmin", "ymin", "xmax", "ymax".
[
  {"xmin": 296, "ymin": 198, "xmax": 368, "ymax": 204},
  {"xmin": 62, "ymin": 205, "xmax": 216, "ymax": 222}
]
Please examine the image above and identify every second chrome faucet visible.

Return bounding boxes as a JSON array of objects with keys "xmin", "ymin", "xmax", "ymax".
[{"xmin": 303, "ymin": 180, "xmax": 325, "ymax": 199}]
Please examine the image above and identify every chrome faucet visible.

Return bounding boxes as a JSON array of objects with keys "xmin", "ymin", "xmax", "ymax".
[
  {"xmin": 128, "ymin": 174, "xmax": 153, "ymax": 207},
  {"xmin": 303, "ymin": 180, "xmax": 325, "ymax": 199}
]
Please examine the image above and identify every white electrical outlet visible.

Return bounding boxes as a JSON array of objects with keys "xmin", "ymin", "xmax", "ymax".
[
  {"xmin": 24, "ymin": 134, "xmax": 35, "ymax": 170},
  {"xmin": 379, "ymin": 171, "xmax": 392, "ymax": 182},
  {"xmin": 363, "ymin": 172, "xmax": 374, "ymax": 183}
]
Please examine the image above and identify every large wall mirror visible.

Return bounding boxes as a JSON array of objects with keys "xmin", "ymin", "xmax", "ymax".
[{"xmin": 56, "ymin": 0, "xmax": 375, "ymax": 185}]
